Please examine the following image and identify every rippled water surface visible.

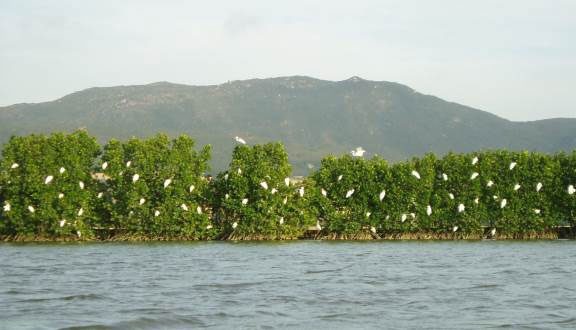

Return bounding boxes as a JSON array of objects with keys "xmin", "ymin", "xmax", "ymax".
[{"xmin": 2, "ymin": 241, "xmax": 576, "ymax": 329}]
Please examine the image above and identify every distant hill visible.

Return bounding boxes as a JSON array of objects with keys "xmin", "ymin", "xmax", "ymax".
[{"xmin": 1, "ymin": 76, "xmax": 575, "ymax": 174}]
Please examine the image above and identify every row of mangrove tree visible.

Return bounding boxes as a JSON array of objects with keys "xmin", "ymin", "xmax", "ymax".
[{"xmin": 0, "ymin": 131, "xmax": 575, "ymax": 240}]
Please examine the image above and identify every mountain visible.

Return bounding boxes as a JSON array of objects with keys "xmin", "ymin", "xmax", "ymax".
[{"xmin": 1, "ymin": 76, "xmax": 575, "ymax": 174}]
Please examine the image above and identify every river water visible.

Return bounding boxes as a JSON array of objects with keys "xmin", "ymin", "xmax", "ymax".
[{"xmin": 1, "ymin": 241, "xmax": 576, "ymax": 329}]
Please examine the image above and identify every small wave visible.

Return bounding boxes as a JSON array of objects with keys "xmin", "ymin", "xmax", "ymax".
[
  {"xmin": 60, "ymin": 315, "xmax": 206, "ymax": 330},
  {"xmin": 18, "ymin": 293, "xmax": 106, "ymax": 303}
]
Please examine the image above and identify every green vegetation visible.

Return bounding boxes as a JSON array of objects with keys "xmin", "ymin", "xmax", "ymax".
[{"xmin": 1, "ymin": 131, "xmax": 575, "ymax": 241}]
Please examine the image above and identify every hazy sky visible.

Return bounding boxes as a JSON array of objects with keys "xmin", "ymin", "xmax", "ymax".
[{"xmin": 1, "ymin": 0, "xmax": 575, "ymax": 121}]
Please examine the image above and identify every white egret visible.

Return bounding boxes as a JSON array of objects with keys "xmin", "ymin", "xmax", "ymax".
[
  {"xmin": 385, "ymin": 215, "xmax": 390, "ymax": 220},
  {"xmin": 58, "ymin": 167, "xmax": 66, "ymax": 175},
  {"xmin": 337, "ymin": 175, "xmax": 343, "ymax": 182},
  {"xmin": 234, "ymin": 136, "xmax": 246, "ymax": 144},
  {"xmin": 154, "ymin": 210, "xmax": 160, "ymax": 217},
  {"xmin": 350, "ymin": 147, "xmax": 366, "ymax": 157},
  {"xmin": 225, "ymin": 193, "xmax": 230, "ymax": 199},
  {"xmin": 284, "ymin": 177, "xmax": 290, "ymax": 186},
  {"xmin": 224, "ymin": 173, "xmax": 229, "ymax": 180},
  {"xmin": 139, "ymin": 198, "xmax": 145, "ymax": 205},
  {"xmin": 366, "ymin": 212, "xmax": 371, "ymax": 218},
  {"xmin": 77, "ymin": 208, "xmax": 84, "ymax": 216},
  {"xmin": 321, "ymin": 188, "xmax": 327, "ymax": 197},
  {"xmin": 206, "ymin": 224, "xmax": 213, "ymax": 229},
  {"xmin": 279, "ymin": 217, "xmax": 284, "ymax": 225},
  {"xmin": 442, "ymin": 173, "xmax": 448, "ymax": 181},
  {"xmin": 126, "ymin": 161, "xmax": 132, "ymax": 168},
  {"xmin": 509, "ymin": 162, "xmax": 517, "ymax": 170},
  {"xmin": 534, "ymin": 209, "xmax": 541, "ymax": 214},
  {"xmin": 449, "ymin": 193, "xmax": 455, "ymax": 200},
  {"xmin": 97, "ymin": 192, "xmax": 103, "ymax": 199},
  {"xmin": 283, "ymin": 197, "xmax": 288, "ymax": 205},
  {"xmin": 411, "ymin": 170, "xmax": 421, "ymax": 179},
  {"xmin": 474, "ymin": 197, "xmax": 479, "ymax": 204},
  {"xmin": 514, "ymin": 184, "xmax": 521, "ymax": 191},
  {"xmin": 259, "ymin": 181, "xmax": 268, "ymax": 190},
  {"xmin": 132, "ymin": 174, "xmax": 139, "ymax": 183},
  {"xmin": 232, "ymin": 222, "xmax": 238, "ymax": 229},
  {"xmin": 102, "ymin": 162, "xmax": 108, "ymax": 170},
  {"xmin": 189, "ymin": 185, "xmax": 195, "ymax": 193},
  {"xmin": 58, "ymin": 193, "xmax": 64, "ymax": 199},
  {"xmin": 536, "ymin": 182, "xmax": 543, "ymax": 192},
  {"xmin": 379, "ymin": 190, "xmax": 386, "ymax": 202},
  {"xmin": 315, "ymin": 220, "xmax": 322, "ymax": 231},
  {"xmin": 472, "ymin": 157, "xmax": 479, "ymax": 165},
  {"xmin": 180, "ymin": 203, "xmax": 189, "ymax": 211},
  {"xmin": 10, "ymin": 163, "xmax": 19, "ymax": 169},
  {"xmin": 487, "ymin": 180, "xmax": 494, "ymax": 187},
  {"xmin": 242, "ymin": 198, "xmax": 248, "ymax": 205},
  {"xmin": 163, "ymin": 179, "xmax": 172, "ymax": 189},
  {"xmin": 568, "ymin": 185, "xmax": 575, "ymax": 195},
  {"xmin": 458, "ymin": 203, "xmax": 465, "ymax": 213},
  {"xmin": 426, "ymin": 205, "xmax": 432, "ymax": 216},
  {"xmin": 470, "ymin": 172, "xmax": 479, "ymax": 180},
  {"xmin": 401, "ymin": 214, "xmax": 407, "ymax": 222},
  {"xmin": 453, "ymin": 226, "xmax": 458, "ymax": 232},
  {"xmin": 345, "ymin": 189, "xmax": 355, "ymax": 198},
  {"xmin": 77, "ymin": 231, "xmax": 82, "ymax": 238},
  {"xmin": 410, "ymin": 213, "xmax": 416, "ymax": 219},
  {"xmin": 197, "ymin": 206, "xmax": 202, "ymax": 214},
  {"xmin": 490, "ymin": 228, "xmax": 496, "ymax": 236},
  {"xmin": 493, "ymin": 195, "xmax": 499, "ymax": 200},
  {"xmin": 298, "ymin": 187, "xmax": 305, "ymax": 197},
  {"xmin": 500, "ymin": 199, "xmax": 507, "ymax": 208},
  {"xmin": 28, "ymin": 205, "xmax": 35, "ymax": 213},
  {"xmin": 44, "ymin": 175, "xmax": 54, "ymax": 184},
  {"xmin": 59, "ymin": 219, "xmax": 66, "ymax": 227},
  {"xmin": 271, "ymin": 188, "xmax": 278, "ymax": 194},
  {"xmin": 79, "ymin": 181, "xmax": 85, "ymax": 190},
  {"xmin": 370, "ymin": 226, "xmax": 376, "ymax": 234},
  {"xmin": 3, "ymin": 202, "xmax": 11, "ymax": 212},
  {"xmin": 237, "ymin": 168, "xmax": 242, "ymax": 175}
]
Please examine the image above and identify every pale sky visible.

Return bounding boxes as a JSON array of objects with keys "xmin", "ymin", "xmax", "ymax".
[{"xmin": 1, "ymin": 0, "xmax": 575, "ymax": 121}]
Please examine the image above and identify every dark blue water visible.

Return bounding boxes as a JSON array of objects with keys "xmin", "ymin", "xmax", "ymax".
[{"xmin": 1, "ymin": 241, "xmax": 576, "ymax": 329}]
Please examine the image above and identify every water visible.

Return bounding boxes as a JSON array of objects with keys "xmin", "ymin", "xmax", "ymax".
[{"xmin": 1, "ymin": 241, "xmax": 576, "ymax": 329}]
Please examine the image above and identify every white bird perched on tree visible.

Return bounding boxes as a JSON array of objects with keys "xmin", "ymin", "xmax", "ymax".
[
  {"xmin": 379, "ymin": 190, "xmax": 386, "ymax": 202},
  {"xmin": 163, "ymin": 179, "xmax": 172, "ymax": 189},
  {"xmin": 10, "ymin": 163, "xmax": 19, "ymax": 169},
  {"xmin": 470, "ymin": 172, "xmax": 479, "ymax": 180},
  {"xmin": 77, "ymin": 208, "xmax": 84, "ymax": 216},
  {"xmin": 271, "ymin": 188, "xmax": 278, "ymax": 194},
  {"xmin": 45, "ymin": 175, "xmax": 54, "ymax": 184},
  {"xmin": 28, "ymin": 205, "xmax": 35, "ymax": 213},
  {"xmin": 453, "ymin": 226, "xmax": 459, "ymax": 232},
  {"xmin": 206, "ymin": 224, "xmax": 213, "ymax": 229},
  {"xmin": 234, "ymin": 136, "xmax": 246, "ymax": 144},
  {"xmin": 284, "ymin": 177, "xmax": 290, "ymax": 187},
  {"xmin": 449, "ymin": 193, "xmax": 455, "ymax": 200},
  {"xmin": 59, "ymin": 219, "xmax": 66, "ymax": 227},
  {"xmin": 474, "ymin": 197, "xmax": 479, "ymax": 204},
  {"xmin": 337, "ymin": 175, "xmax": 343, "ymax": 182},
  {"xmin": 224, "ymin": 173, "xmax": 229, "ymax": 180},
  {"xmin": 298, "ymin": 187, "xmax": 305, "ymax": 197},
  {"xmin": 321, "ymin": 188, "xmax": 327, "ymax": 197},
  {"xmin": 101, "ymin": 162, "xmax": 108, "ymax": 170},
  {"xmin": 536, "ymin": 182, "xmax": 543, "ymax": 192},
  {"xmin": 345, "ymin": 189, "xmax": 355, "ymax": 198},
  {"xmin": 411, "ymin": 170, "xmax": 421, "ymax": 179},
  {"xmin": 260, "ymin": 181, "xmax": 268, "ymax": 190},
  {"xmin": 283, "ymin": 197, "xmax": 288, "ymax": 205},
  {"xmin": 180, "ymin": 203, "xmax": 189, "ymax": 211},
  {"xmin": 189, "ymin": 185, "xmax": 195, "ymax": 193},
  {"xmin": 97, "ymin": 192, "xmax": 103, "ymax": 199},
  {"xmin": 154, "ymin": 210, "xmax": 160, "ymax": 217},
  {"xmin": 77, "ymin": 230, "xmax": 82, "ymax": 238},
  {"xmin": 225, "ymin": 193, "xmax": 230, "ymax": 200},
  {"xmin": 3, "ymin": 202, "xmax": 11, "ymax": 212},
  {"xmin": 126, "ymin": 161, "xmax": 132, "ymax": 168},
  {"xmin": 487, "ymin": 180, "xmax": 494, "ymax": 188},
  {"xmin": 315, "ymin": 220, "xmax": 322, "ymax": 231},
  {"xmin": 568, "ymin": 185, "xmax": 575, "ymax": 195},
  {"xmin": 458, "ymin": 203, "xmax": 465, "ymax": 213},
  {"xmin": 132, "ymin": 174, "xmax": 140, "ymax": 183},
  {"xmin": 534, "ymin": 209, "xmax": 541, "ymax": 214},
  {"xmin": 370, "ymin": 226, "xmax": 376, "ymax": 234},
  {"xmin": 472, "ymin": 157, "xmax": 479, "ymax": 165},
  {"xmin": 232, "ymin": 222, "xmax": 238, "ymax": 229},
  {"xmin": 350, "ymin": 147, "xmax": 366, "ymax": 157},
  {"xmin": 493, "ymin": 195, "xmax": 499, "ymax": 200},
  {"xmin": 279, "ymin": 217, "xmax": 284, "ymax": 225},
  {"xmin": 242, "ymin": 198, "xmax": 248, "ymax": 205},
  {"xmin": 514, "ymin": 184, "xmax": 521, "ymax": 191},
  {"xmin": 139, "ymin": 198, "xmax": 145, "ymax": 205},
  {"xmin": 490, "ymin": 228, "xmax": 496, "ymax": 236},
  {"xmin": 58, "ymin": 193, "xmax": 64, "ymax": 199},
  {"xmin": 426, "ymin": 205, "xmax": 432, "ymax": 216},
  {"xmin": 401, "ymin": 214, "xmax": 407, "ymax": 222},
  {"xmin": 237, "ymin": 168, "xmax": 242, "ymax": 175},
  {"xmin": 59, "ymin": 167, "xmax": 66, "ymax": 174},
  {"xmin": 442, "ymin": 173, "xmax": 448, "ymax": 181},
  {"xmin": 410, "ymin": 213, "xmax": 416, "ymax": 219},
  {"xmin": 509, "ymin": 162, "xmax": 517, "ymax": 170},
  {"xmin": 500, "ymin": 199, "xmax": 507, "ymax": 208},
  {"xmin": 366, "ymin": 212, "xmax": 371, "ymax": 218},
  {"xmin": 197, "ymin": 206, "xmax": 202, "ymax": 214}
]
